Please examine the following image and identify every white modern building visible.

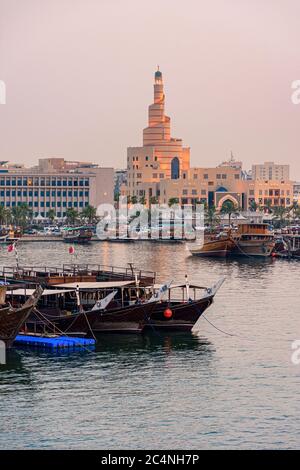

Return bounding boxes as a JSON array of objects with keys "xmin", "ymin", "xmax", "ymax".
[{"xmin": 0, "ymin": 158, "xmax": 114, "ymax": 218}]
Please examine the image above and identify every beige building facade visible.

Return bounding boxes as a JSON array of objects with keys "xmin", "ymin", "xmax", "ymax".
[{"xmin": 126, "ymin": 70, "xmax": 294, "ymax": 211}]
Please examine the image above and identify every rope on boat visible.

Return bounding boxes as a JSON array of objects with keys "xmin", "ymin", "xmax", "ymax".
[
  {"xmin": 193, "ymin": 299, "xmax": 254, "ymax": 341},
  {"xmin": 30, "ymin": 307, "xmax": 97, "ymax": 354}
]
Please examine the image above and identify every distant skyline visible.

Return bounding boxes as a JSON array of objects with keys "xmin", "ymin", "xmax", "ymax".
[{"xmin": 1, "ymin": 0, "xmax": 300, "ymax": 178}]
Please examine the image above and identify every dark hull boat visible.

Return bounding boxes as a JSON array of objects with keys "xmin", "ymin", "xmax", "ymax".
[
  {"xmin": 24, "ymin": 300, "xmax": 158, "ymax": 336},
  {"xmin": 62, "ymin": 227, "xmax": 93, "ymax": 244},
  {"xmin": 145, "ymin": 278, "xmax": 224, "ymax": 332},
  {"xmin": 0, "ymin": 286, "xmax": 43, "ymax": 348},
  {"xmin": 147, "ymin": 297, "xmax": 214, "ymax": 332}
]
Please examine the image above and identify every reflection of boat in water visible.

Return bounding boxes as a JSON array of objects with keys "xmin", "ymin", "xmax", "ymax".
[
  {"xmin": 0, "ymin": 285, "xmax": 43, "ymax": 348},
  {"xmin": 231, "ymin": 223, "xmax": 275, "ymax": 257},
  {"xmin": 188, "ymin": 231, "xmax": 234, "ymax": 257},
  {"xmin": 62, "ymin": 226, "xmax": 93, "ymax": 244}
]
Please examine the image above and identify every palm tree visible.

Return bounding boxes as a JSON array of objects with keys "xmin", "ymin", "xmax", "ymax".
[
  {"xmin": 264, "ymin": 199, "xmax": 273, "ymax": 214},
  {"xmin": 288, "ymin": 202, "xmax": 299, "ymax": 224},
  {"xmin": 249, "ymin": 200, "xmax": 258, "ymax": 212},
  {"xmin": 12, "ymin": 203, "xmax": 32, "ymax": 229},
  {"xmin": 130, "ymin": 195, "xmax": 138, "ymax": 204},
  {"xmin": 80, "ymin": 205, "xmax": 97, "ymax": 224},
  {"xmin": 139, "ymin": 195, "xmax": 146, "ymax": 206},
  {"xmin": 220, "ymin": 200, "xmax": 239, "ymax": 227},
  {"xmin": 205, "ymin": 205, "xmax": 220, "ymax": 231},
  {"xmin": 47, "ymin": 209, "xmax": 56, "ymax": 223},
  {"xmin": 150, "ymin": 196, "xmax": 158, "ymax": 205},
  {"xmin": 65, "ymin": 208, "xmax": 78, "ymax": 226},
  {"xmin": 0, "ymin": 205, "xmax": 10, "ymax": 225},
  {"xmin": 168, "ymin": 197, "xmax": 179, "ymax": 207},
  {"xmin": 272, "ymin": 206, "xmax": 287, "ymax": 228}
]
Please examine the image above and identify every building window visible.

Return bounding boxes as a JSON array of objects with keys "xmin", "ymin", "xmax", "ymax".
[
  {"xmin": 204, "ymin": 174, "xmax": 208, "ymax": 179},
  {"xmin": 183, "ymin": 189, "xmax": 188, "ymax": 195},
  {"xmin": 153, "ymin": 174, "xmax": 158, "ymax": 178},
  {"xmin": 192, "ymin": 189, "xmax": 197, "ymax": 195},
  {"xmin": 216, "ymin": 174, "xmax": 221, "ymax": 179},
  {"xmin": 222, "ymin": 174, "xmax": 227, "ymax": 179},
  {"xmin": 159, "ymin": 174, "xmax": 164, "ymax": 178},
  {"xmin": 145, "ymin": 156, "xmax": 149, "ymax": 161},
  {"xmin": 171, "ymin": 157, "xmax": 180, "ymax": 180},
  {"xmin": 235, "ymin": 174, "xmax": 240, "ymax": 179},
  {"xmin": 201, "ymin": 190, "xmax": 206, "ymax": 195},
  {"xmin": 193, "ymin": 174, "xmax": 198, "ymax": 179}
]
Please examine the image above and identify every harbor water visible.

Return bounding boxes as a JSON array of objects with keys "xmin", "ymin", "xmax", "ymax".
[{"xmin": 0, "ymin": 241, "xmax": 299, "ymax": 449}]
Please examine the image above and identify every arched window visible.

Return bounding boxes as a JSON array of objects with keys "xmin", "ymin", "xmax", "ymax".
[{"xmin": 171, "ymin": 157, "xmax": 180, "ymax": 180}]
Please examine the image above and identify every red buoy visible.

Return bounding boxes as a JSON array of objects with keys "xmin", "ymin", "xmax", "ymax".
[{"xmin": 164, "ymin": 308, "xmax": 173, "ymax": 319}]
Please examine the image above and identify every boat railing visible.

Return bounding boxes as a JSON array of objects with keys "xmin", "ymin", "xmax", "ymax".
[{"xmin": 0, "ymin": 264, "xmax": 156, "ymax": 281}]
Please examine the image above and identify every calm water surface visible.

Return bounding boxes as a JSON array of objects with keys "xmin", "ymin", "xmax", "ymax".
[{"xmin": 0, "ymin": 241, "xmax": 299, "ymax": 449}]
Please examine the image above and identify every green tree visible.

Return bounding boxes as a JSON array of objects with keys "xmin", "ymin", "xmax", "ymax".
[
  {"xmin": 264, "ymin": 199, "xmax": 273, "ymax": 214},
  {"xmin": 131, "ymin": 195, "xmax": 138, "ymax": 204},
  {"xmin": 150, "ymin": 196, "xmax": 158, "ymax": 205},
  {"xmin": 272, "ymin": 206, "xmax": 287, "ymax": 228},
  {"xmin": 47, "ymin": 209, "xmax": 56, "ymax": 223},
  {"xmin": 205, "ymin": 205, "xmax": 220, "ymax": 231},
  {"xmin": 80, "ymin": 205, "xmax": 97, "ymax": 224},
  {"xmin": 65, "ymin": 208, "xmax": 78, "ymax": 226},
  {"xmin": 220, "ymin": 200, "xmax": 239, "ymax": 227},
  {"xmin": 249, "ymin": 200, "xmax": 258, "ymax": 212},
  {"xmin": 168, "ymin": 197, "xmax": 179, "ymax": 207},
  {"xmin": 12, "ymin": 203, "xmax": 32, "ymax": 229},
  {"xmin": 0, "ymin": 205, "xmax": 11, "ymax": 225},
  {"xmin": 139, "ymin": 195, "xmax": 146, "ymax": 205}
]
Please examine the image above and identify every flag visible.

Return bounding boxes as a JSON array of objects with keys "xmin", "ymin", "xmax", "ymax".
[
  {"xmin": 7, "ymin": 243, "xmax": 15, "ymax": 253},
  {"xmin": 69, "ymin": 246, "xmax": 75, "ymax": 254}
]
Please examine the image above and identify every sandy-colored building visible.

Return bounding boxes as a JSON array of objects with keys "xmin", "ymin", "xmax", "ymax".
[
  {"xmin": 127, "ymin": 68, "xmax": 190, "ymax": 199},
  {"xmin": 252, "ymin": 162, "xmax": 290, "ymax": 181},
  {"xmin": 126, "ymin": 70, "xmax": 294, "ymax": 210}
]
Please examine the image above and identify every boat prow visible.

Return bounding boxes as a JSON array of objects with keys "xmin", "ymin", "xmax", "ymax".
[{"xmin": 201, "ymin": 276, "xmax": 226, "ymax": 299}]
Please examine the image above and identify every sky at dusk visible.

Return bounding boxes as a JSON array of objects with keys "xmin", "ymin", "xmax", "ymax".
[{"xmin": 0, "ymin": 0, "xmax": 300, "ymax": 178}]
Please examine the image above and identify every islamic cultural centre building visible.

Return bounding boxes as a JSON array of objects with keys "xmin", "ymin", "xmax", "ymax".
[{"xmin": 126, "ymin": 69, "xmax": 293, "ymax": 210}]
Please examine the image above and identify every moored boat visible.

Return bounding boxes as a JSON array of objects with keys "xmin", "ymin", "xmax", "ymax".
[
  {"xmin": 143, "ymin": 278, "xmax": 225, "ymax": 331},
  {"xmin": 188, "ymin": 231, "xmax": 234, "ymax": 257},
  {"xmin": 231, "ymin": 223, "xmax": 275, "ymax": 257},
  {"xmin": 0, "ymin": 263, "xmax": 156, "ymax": 287},
  {"xmin": 62, "ymin": 226, "xmax": 93, "ymax": 244},
  {"xmin": 0, "ymin": 285, "xmax": 43, "ymax": 348}
]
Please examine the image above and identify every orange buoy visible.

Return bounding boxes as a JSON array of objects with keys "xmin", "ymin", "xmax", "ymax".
[{"xmin": 164, "ymin": 308, "xmax": 173, "ymax": 319}]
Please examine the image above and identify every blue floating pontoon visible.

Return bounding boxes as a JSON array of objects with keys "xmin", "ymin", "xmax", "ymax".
[{"xmin": 14, "ymin": 334, "xmax": 96, "ymax": 350}]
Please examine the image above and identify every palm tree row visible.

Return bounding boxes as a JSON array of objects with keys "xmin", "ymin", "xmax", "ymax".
[{"xmin": 0, "ymin": 203, "xmax": 98, "ymax": 228}]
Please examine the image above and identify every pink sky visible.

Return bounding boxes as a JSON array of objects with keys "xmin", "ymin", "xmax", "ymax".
[{"xmin": 0, "ymin": 0, "xmax": 300, "ymax": 178}]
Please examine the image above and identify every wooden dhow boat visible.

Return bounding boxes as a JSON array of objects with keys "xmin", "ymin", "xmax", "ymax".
[
  {"xmin": 0, "ymin": 263, "xmax": 156, "ymax": 287},
  {"xmin": 188, "ymin": 231, "xmax": 234, "ymax": 257},
  {"xmin": 0, "ymin": 285, "xmax": 43, "ymax": 348},
  {"xmin": 142, "ymin": 277, "xmax": 225, "ymax": 331},
  {"xmin": 9, "ymin": 277, "xmax": 225, "ymax": 335},
  {"xmin": 231, "ymin": 223, "xmax": 275, "ymax": 257},
  {"xmin": 62, "ymin": 226, "xmax": 93, "ymax": 244},
  {"xmin": 9, "ymin": 281, "xmax": 164, "ymax": 335}
]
